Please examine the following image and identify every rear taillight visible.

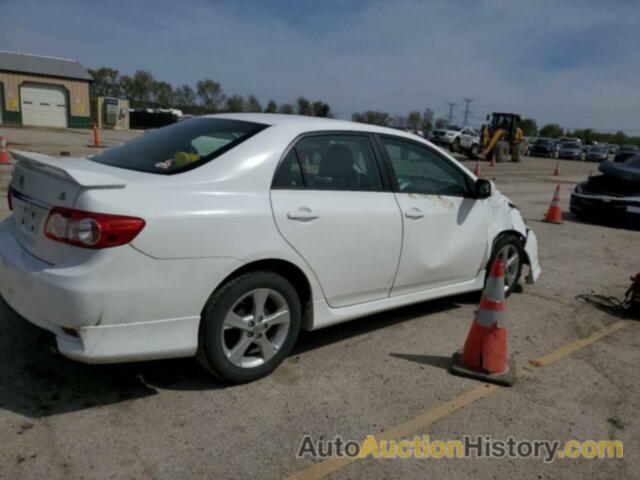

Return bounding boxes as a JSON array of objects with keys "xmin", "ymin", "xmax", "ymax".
[
  {"xmin": 7, "ymin": 189, "xmax": 12, "ymax": 211},
  {"xmin": 44, "ymin": 208, "xmax": 145, "ymax": 249}
]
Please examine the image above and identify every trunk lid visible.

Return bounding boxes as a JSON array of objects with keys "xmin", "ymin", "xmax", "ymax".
[{"xmin": 9, "ymin": 150, "xmax": 128, "ymax": 264}]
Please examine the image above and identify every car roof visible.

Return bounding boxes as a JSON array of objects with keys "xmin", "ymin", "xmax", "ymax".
[{"xmin": 205, "ymin": 113, "xmax": 420, "ymax": 138}]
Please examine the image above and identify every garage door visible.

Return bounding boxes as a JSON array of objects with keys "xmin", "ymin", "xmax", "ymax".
[{"xmin": 20, "ymin": 84, "xmax": 67, "ymax": 128}]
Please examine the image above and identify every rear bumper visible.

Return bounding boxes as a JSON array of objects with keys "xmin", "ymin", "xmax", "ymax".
[
  {"xmin": 431, "ymin": 137, "xmax": 453, "ymax": 146},
  {"xmin": 530, "ymin": 149, "xmax": 554, "ymax": 156},
  {"xmin": 524, "ymin": 229, "xmax": 541, "ymax": 284},
  {"xmin": 570, "ymin": 192, "xmax": 640, "ymax": 226},
  {"xmin": 0, "ymin": 218, "xmax": 242, "ymax": 363}
]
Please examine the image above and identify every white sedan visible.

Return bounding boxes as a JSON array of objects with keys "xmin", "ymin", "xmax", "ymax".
[{"xmin": 0, "ymin": 114, "xmax": 540, "ymax": 383}]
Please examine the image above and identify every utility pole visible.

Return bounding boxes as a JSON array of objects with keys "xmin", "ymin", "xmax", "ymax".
[
  {"xmin": 463, "ymin": 98, "xmax": 473, "ymax": 125},
  {"xmin": 446, "ymin": 102, "xmax": 455, "ymax": 125}
]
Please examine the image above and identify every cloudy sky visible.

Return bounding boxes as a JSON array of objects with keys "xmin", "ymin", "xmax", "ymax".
[{"xmin": 2, "ymin": 0, "xmax": 639, "ymax": 132}]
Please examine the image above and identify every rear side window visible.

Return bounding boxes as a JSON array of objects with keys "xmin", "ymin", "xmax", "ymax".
[
  {"xmin": 274, "ymin": 134, "xmax": 382, "ymax": 191},
  {"xmin": 91, "ymin": 118, "xmax": 267, "ymax": 174},
  {"xmin": 273, "ymin": 149, "xmax": 304, "ymax": 188}
]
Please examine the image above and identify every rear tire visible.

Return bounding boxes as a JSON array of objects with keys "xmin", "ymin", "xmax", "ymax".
[
  {"xmin": 197, "ymin": 271, "xmax": 301, "ymax": 383},
  {"xmin": 512, "ymin": 143, "xmax": 523, "ymax": 163},
  {"xmin": 495, "ymin": 141, "xmax": 509, "ymax": 163},
  {"xmin": 487, "ymin": 234, "xmax": 524, "ymax": 297}
]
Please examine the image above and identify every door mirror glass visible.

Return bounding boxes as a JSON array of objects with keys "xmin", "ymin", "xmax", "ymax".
[{"xmin": 474, "ymin": 178, "xmax": 493, "ymax": 198}]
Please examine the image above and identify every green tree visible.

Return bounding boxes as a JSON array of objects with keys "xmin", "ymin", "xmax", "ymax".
[
  {"xmin": 246, "ymin": 94, "xmax": 262, "ymax": 112},
  {"xmin": 351, "ymin": 111, "xmax": 390, "ymax": 126},
  {"xmin": 265, "ymin": 100, "xmax": 278, "ymax": 113},
  {"xmin": 311, "ymin": 100, "xmax": 331, "ymax": 117},
  {"xmin": 119, "ymin": 70, "xmax": 155, "ymax": 107},
  {"xmin": 539, "ymin": 123, "xmax": 564, "ymax": 138},
  {"xmin": 434, "ymin": 117, "xmax": 447, "ymax": 129},
  {"xmin": 297, "ymin": 97, "xmax": 312, "ymax": 116},
  {"xmin": 119, "ymin": 75, "xmax": 134, "ymax": 100},
  {"xmin": 87, "ymin": 67, "xmax": 121, "ymax": 97},
  {"xmin": 422, "ymin": 109, "xmax": 434, "ymax": 133},
  {"xmin": 131, "ymin": 70, "xmax": 155, "ymax": 106},
  {"xmin": 196, "ymin": 79, "xmax": 226, "ymax": 111},
  {"xmin": 278, "ymin": 103, "xmax": 295, "ymax": 114},
  {"xmin": 225, "ymin": 94, "xmax": 247, "ymax": 112},
  {"xmin": 518, "ymin": 118, "xmax": 538, "ymax": 137},
  {"xmin": 173, "ymin": 85, "xmax": 196, "ymax": 106},
  {"xmin": 152, "ymin": 81, "xmax": 174, "ymax": 106},
  {"xmin": 407, "ymin": 111, "xmax": 423, "ymax": 131}
]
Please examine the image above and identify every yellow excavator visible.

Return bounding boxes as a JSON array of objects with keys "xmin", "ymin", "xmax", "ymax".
[{"xmin": 479, "ymin": 112, "xmax": 525, "ymax": 162}]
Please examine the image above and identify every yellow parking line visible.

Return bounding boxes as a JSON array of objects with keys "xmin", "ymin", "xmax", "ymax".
[
  {"xmin": 286, "ymin": 384, "xmax": 497, "ymax": 480},
  {"xmin": 528, "ymin": 320, "xmax": 628, "ymax": 367},
  {"xmin": 285, "ymin": 320, "xmax": 630, "ymax": 480}
]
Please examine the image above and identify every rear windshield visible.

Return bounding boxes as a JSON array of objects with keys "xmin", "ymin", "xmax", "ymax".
[
  {"xmin": 625, "ymin": 155, "xmax": 640, "ymax": 168},
  {"xmin": 91, "ymin": 118, "xmax": 267, "ymax": 174}
]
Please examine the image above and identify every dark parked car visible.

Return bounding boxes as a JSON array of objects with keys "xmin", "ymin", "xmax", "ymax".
[
  {"xmin": 529, "ymin": 138, "xmax": 558, "ymax": 158},
  {"xmin": 614, "ymin": 145, "xmax": 640, "ymax": 163},
  {"xmin": 585, "ymin": 145, "xmax": 609, "ymax": 162},
  {"xmin": 571, "ymin": 155, "xmax": 640, "ymax": 228},
  {"xmin": 558, "ymin": 141, "xmax": 584, "ymax": 160}
]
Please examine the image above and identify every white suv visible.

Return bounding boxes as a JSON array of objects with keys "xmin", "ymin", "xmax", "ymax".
[
  {"xmin": 1, "ymin": 114, "xmax": 540, "ymax": 383},
  {"xmin": 430, "ymin": 125, "xmax": 480, "ymax": 156}
]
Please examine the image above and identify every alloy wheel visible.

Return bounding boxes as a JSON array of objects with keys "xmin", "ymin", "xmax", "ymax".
[
  {"xmin": 496, "ymin": 244, "xmax": 520, "ymax": 292},
  {"xmin": 221, "ymin": 288, "xmax": 291, "ymax": 368}
]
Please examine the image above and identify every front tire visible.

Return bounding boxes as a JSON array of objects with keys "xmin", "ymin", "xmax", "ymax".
[
  {"xmin": 197, "ymin": 271, "xmax": 301, "ymax": 383},
  {"xmin": 468, "ymin": 143, "xmax": 480, "ymax": 160},
  {"xmin": 487, "ymin": 234, "xmax": 524, "ymax": 297}
]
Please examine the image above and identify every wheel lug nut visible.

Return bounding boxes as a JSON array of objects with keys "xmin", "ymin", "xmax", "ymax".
[
  {"xmin": 257, "ymin": 333, "xmax": 262, "ymax": 338},
  {"xmin": 248, "ymin": 321, "xmax": 255, "ymax": 327},
  {"xmin": 247, "ymin": 332, "xmax": 253, "ymax": 337}
]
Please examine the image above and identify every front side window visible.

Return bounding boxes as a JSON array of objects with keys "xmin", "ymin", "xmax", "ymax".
[
  {"xmin": 381, "ymin": 137, "xmax": 469, "ymax": 196},
  {"xmin": 274, "ymin": 135, "xmax": 382, "ymax": 191},
  {"xmin": 92, "ymin": 118, "xmax": 267, "ymax": 174}
]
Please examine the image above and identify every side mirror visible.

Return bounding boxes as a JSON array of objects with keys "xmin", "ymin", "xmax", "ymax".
[{"xmin": 474, "ymin": 178, "xmax": 493, "ymax": 199}]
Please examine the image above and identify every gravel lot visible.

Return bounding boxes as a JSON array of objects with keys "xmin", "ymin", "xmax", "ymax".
[{"xmin": 0, "ymin": 126, "xmax": 638, "ymax": 480}]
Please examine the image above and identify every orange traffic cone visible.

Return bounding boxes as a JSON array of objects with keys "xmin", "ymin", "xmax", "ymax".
[
  {"xmin": 0, "ymin": 136, "xmax": 10, "ymax": 164},
  {"xmin": 544, "ymin": 184, "xmax": 563, "ymax": 224},
  {"xmin": 553, "ymin": 160, "xmax": 560, "ymax": 176},
  {"xmin": 93, "ymin": 124, "xmax": 100, "ymax": 148},
  {"xmin": 473, "ymin": 160, "xmax": 481, "ymax": 176},
  {"xmin": 450, "ymin": 257, "xmax": 515, "ymax": 386}
]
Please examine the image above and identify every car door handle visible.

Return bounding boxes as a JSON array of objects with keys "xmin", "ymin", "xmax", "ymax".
[
  {"xmin": 404, "ymin": 207, "xmax": 425, "ymax": 219},
  {"xmin": 287, "ymin": 207, "xmax": 319, "ymax": 222}
]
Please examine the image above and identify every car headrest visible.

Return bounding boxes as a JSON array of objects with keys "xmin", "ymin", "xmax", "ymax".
[{"xmin": 319, "ymin": 145, "xmax": 354, "ymax": 179}]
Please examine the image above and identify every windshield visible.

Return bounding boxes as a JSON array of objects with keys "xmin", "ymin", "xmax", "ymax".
[
  {"xmin": 562, "ymin": 142, "xmax": 580, "ymax": 148},
  {"xmin": 593, "ymin": 146, "xmax": 608, "ymax": 153},
  {"xmin": 620, "ymin": 145, "xmax": 638, "ymax": 151},
  {"xmin": 446, "ymin": 125, "xmax": 463, "ymax": 131},
  {"xmin": 535, "ymin": 139, "xmax": 552, "ymax": 145},
  {"xmin": 92, "ymin": 118, "xmax": 267, "ymax": 174}
]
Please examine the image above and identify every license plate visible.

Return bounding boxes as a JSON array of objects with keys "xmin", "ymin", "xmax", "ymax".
[
  {"xmin": 20, "ymin": 205, "xmax": 40, "ymax": 238},
  {"xmin": 627, "ymin": 205, "xmax": 640, "ymax": 214}
]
